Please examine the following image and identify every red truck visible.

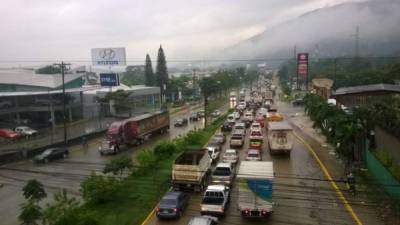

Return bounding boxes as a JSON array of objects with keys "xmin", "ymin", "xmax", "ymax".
[{"xmin": 98, "ymin": 110, "xmax": 170, "ymax": 155}]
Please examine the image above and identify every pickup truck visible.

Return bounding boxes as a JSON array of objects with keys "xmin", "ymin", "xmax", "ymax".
[
  {"xmin": 172, "ymin": 150, "xmax": 211, "ymax": 192},
  {"xmin": 200, "ymin": 185, "xmax": 230, "ymax": 216},
  {"xmin": 211, "ymin": 162, "xmax": 235, "ymax": 186}
]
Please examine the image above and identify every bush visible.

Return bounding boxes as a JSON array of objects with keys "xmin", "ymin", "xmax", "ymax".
[
  {"xmin": 80, "ymin": 173, "xmax": 121, "ymax": 205},
  {"xmin": 153, "ymin": 141, "xmax": 177, "ymax": 158},
  {"xmin": 375, "ymin": 149, "xmax": 393, "ymax": 168},
  {"xmin": 136, "ymin": 149, "xmax": 158, "ymax": 173},
  {"xmin": 103, "ymin": 155, "xmax": 133, "ymax": 179}
]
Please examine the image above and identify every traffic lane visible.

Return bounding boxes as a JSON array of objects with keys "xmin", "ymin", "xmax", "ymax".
[{"xmin": 0, "ymin": 107, "xmax": 206, "ymax": 225}]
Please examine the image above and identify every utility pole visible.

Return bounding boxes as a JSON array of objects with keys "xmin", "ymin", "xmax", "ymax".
[
  {"xmin": 54, "ymin": 61, "xmax": 70, "ymax": 146},
  {"xmin": 292, "ymin": 45, "xmax": 297, "ymax": 90}
]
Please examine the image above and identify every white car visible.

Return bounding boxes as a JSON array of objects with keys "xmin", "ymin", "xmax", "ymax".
[
  {"xmin": 211, "ymin": 110, "xmax": 221, "ymax": 117},
  {"xmin": 233, "ymin": 111, "xmax": 241, "ymax": 120},
  {"xmin": 222, "ymin": 149, "xmax": 238, "ymax": 164},
  {"xmin": 250, "ymin": 122, "xmax": 262, "ymax": 132},
  {"xmin": 15, "ymin": 126, "xmax": 38, "ymax": 137},
  {"xmin": 244, "ymin": 112, "xmax": 253, "ymax": 122}
]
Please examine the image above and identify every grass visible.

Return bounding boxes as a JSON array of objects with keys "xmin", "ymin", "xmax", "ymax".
[{"xmin": 84, "ymin": 113, "xmax": 227, "ymax": 225}]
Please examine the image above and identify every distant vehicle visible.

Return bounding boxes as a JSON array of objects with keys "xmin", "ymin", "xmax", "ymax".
[
  {"xmin": 156, "ymin": 191, "xmax": 190, "ymax": 219},
  {"xmin": 211, "ymin": 110, "xmax": 221, "ymax": 117},
  {"xmin": 15, "ymin": 126, "xmax": 38, "ymax": 137},
  {"xmin": 34, "ymin": 147, "xmax": 69, "ymax": 163},
  {"xmin": 0, "ymin": 128, "xmax": 20, "ymax": 140},
  {"xmin": 255, "ymin": 116, "xmax": 265, "ymax": 127},
  {"xmin": 0, "ymin": 100, "xmax": 12, "ymax": 109},
  {"xmin": 233, "ymin": 111, "xmax": 241, "ymax": 120},
  {"xmin": 211, "ymin": 162, "xmax": 235, "ymax": 186},
  {"xmin": 258, "ymin": 108, "xmax": 268, "ymax": 118},
  {"xmin": 172, "ymin": 150, "xmax": 211, "ymax": 192},
  {"xmin": 237, "ymin": 161, "xmax": 274, "ymax": 218},
  {"xmin": 222, "ymin": 149, "xmax": 238, "ymax": 164},
  {"xmin": 227, "ymin": 114, "xmax": 235, "ymax": 124},
  {"xmin": 99, "ymin": 111, "xmax": 169, "ymax": 155},
  {"xmin": 213, "ymin": 133, "xmax": 226, "ymax": 144},
  {"xmin": 190, "ymin": 112, "xmax": 200, "ymax": 121},
  {"xmin": 230, "ymin": 131, "xmax": 244, "ymax": 148},
  {"xmin": 187, "ymin": 216, "xmax": 218, "ymax": 225},
  {"xmin": 246, "ymin": 149, "xmax": 261, "ymax": 161},
  {"xmin": 198, "ymin": 110, "xmax": 205, "ymax": 118},
  {"xmin": 292, "ymin": 98, "xmax": 304, "ymax": 106},
  {"xmin": 237, "ymin": 102, "xmax": 246, "ymax": 110},
  {"xmin": 174, "ymin": 118, "xmax": 188, "ymax": 127},
  {"xmin": 233, "ymin": 122, "xmax": 246, "ymax": 134},
  {"xmin": 250, "ymin": 122, "xmax": 262, "ymax": 132},
  {"xmin": 244, "ymin": 112, "xmax": 254, "ymax": 123},
  {"xmin": 249, "ymin": 130, "xmax": 263, "ymax": 141},
  {"xmin": 266, "ymin": 109, "xmax": 283, "ymax": 122},
  {"xmin": 220, "ymin": 121, "xmax": 232, "ymax": 132},
  {"xmin": 268, "ymin": 121, "xmax": 293, "ymax": 155},
  {"xmin": 200, "ymin": 185, "xmax": 230, "ymax": 216}
]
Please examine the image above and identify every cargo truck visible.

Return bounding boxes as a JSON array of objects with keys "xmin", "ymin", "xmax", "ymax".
[
  {"xmin": 172, "ymin": 150, "xmax": 211, "ymax": 192},
  {"xmin": 99, "ymin": 110, "xmax": 169, "ymax": 155},
  {"xmin": 237, "ymin": 161, "xmax": 274, "ymax": 218},
  {"xmin": 267, "ymin": 121, "xmax": 293, "ymax": 155}
]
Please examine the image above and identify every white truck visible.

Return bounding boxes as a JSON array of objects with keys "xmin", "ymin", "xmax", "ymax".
[
  {"xmin": 200, "ymin": 185, "xmax": 230, "ymax": 216},
  {"xmin": 237, "ymin": 161, "xmax": 274, "ymax": 218},
  {"xmin": 172, "ymin": 150, "xmax": 211, "ymax": 192},
  {"xmin": 267, "ymin": 121, "xmax": 293, "ymax": 155}
]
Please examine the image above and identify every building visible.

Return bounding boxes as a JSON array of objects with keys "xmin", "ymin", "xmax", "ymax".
[{"xmin": 332, "ymin": 83, "xmax": 400, "ymax": 108}]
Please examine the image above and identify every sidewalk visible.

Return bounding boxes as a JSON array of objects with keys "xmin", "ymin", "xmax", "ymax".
[{"xmin": 280, "ymin": 101, "xmax": 385, "ymax": 225}]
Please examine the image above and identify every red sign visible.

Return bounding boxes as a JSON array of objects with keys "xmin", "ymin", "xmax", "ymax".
[{"xmin": 297, "ymin": 53, "xmax": 309, "ymax": 80}]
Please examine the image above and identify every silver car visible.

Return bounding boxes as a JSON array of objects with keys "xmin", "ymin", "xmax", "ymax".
[{"xmin": 188, "ymin": 216, "xmax": 218, "ymax": 225}]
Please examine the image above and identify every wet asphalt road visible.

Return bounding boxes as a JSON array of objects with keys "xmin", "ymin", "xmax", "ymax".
[
  {"xmin": 145, "ymin": 102, "xmax": 360, "ymax": 225},
  {"xmin": 0, "ymin": 105, "xmax": 230, "ymax": 225}
]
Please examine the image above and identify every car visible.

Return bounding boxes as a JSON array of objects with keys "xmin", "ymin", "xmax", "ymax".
[
  {"xmin": 230, "ymin": 131, "xmax": 244, "ymax": 148},
  {"xmin": 198, "ymin": 110, "xmax": 205, "ymax": 118},
  {"xmin": 213, "ymin": 133, "xmax": 226, "ymax": 144},
  {"xmin": 211, "ymin": 162, "xmax": 235, "ymax": 186},
  {"xmin": 250, "ymin": 122, "xmax": 262, "ymax": 132},
  {"xmin": 174, "ymin": 118, "xmax": 188, "ymax": 127},
  {"xmin": 34, "ymin": 147, "xmax": 69, "ymax": 163},
  {"xmin": 187, "ymin": 216, "xmax": 218, "ymax": 225},
  {"xmin": 233, "ymin": 122, "xmax": 246, "ymax": 134},
  {"xmin": 292, "ymin": 98, "xmax": 304, "ymax": 106},
  {"xmin": 0, "ymin": 100, "xmax": 12, "ymax": 109},
  {"xmin": 233, "ymin": 111, "xmax": 241, "ymax": 120},
  {"xmin": 190, "ymin": 112, "xmax": 200, "ymax": 121},
  {"xmin": 255, "ymin": 116, "xmax": 265, "ymax": 127},
  {"xmin": 211, "ymin": 110, "xmax": 221, "ymax": 117},
  {"xmin": 207, "ymin": 146, "xmax": 220, "ymax": 163},
  {"xmin": 246, "ymin": 149, "xmax": 261, "ymax": 161},
  {"xmin": 200, "ymin": 185, "xmax": 230, "ymax": 216},
  {"xmin": 220, "ymin": 121, "xmax": 232, "ymax": 132},
  {"xmin": 15, "ymin": 126, "xmax": 38, "ymax": 137},
  {"xmin": 222, "ymin": 149, "xmax": 238, "ymax": 164},
  {"xmin": 227, "ymin": 114, "xmax": 235, "ymax": 124},
  {"xmin": 156, "ymin": 191, "xmax": 190, "ymax": 219},
  {"xmin": 244, "ymin": 111, "xmax": 254, "ymax": 122},
  {"xmin": 0, "ymin": 128, "xmax": 20, "ymax": 140}
]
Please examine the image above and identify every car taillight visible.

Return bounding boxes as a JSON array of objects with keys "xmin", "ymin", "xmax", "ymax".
[
  {"xmin": 156, "ymin": 207, "xmax": 160, "ymax": 212},
  {"xmin": 173, "ymin": 208, "xmax": 178, "ymax": 213}
]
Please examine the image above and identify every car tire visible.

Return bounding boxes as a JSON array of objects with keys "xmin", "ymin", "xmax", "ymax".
[
  {"xmin": 62, "ymin": 153, "xmax": 67, "ymax": 158},
  {"xmin": 44, "ymin": 158, "xmax": 49, "ymax": 163}
]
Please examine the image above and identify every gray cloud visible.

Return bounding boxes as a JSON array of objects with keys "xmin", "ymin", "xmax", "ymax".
[{"xmin": 0, "ymin": 0, "xmax": 365, "ymax": 64}]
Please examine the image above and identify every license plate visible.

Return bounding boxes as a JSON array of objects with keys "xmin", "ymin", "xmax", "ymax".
[{"xmin": 163, "ymin": 210, "xmax": 169, "ymax": 213}]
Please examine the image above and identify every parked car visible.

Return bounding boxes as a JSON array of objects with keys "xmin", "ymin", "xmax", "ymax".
[
  {"xmin": 190, "ymin": 112, "xmax": 200, "ymax": 121},
  {"xmin": 156, "ymin": 191, "xmax": 190, "ymax": 219},
  {"xmin": 222, "ymin": 149, "xmax": 238, "ymax": 164},
  {"xmin": 0, "ymin": 100, "xmax": 12, "ymax": 109},
  {"xmin": 220, "ymin": 121, "xmax": 233, "ymax": 132},
  {"xmin": 0, "ymin": 128, "xmax": 20, "ymax": 140},
  {"xmin": 174, "ymin": 118, "xmax": 188, "ymax": 127},
  {"xmin": 246, "ymin": 149, "xmax": 261, "ymax": 161},
  {"xmin": 187, "ymin": 216, "xmax": 218, "ymax": 225},
  {"xmin": 34, "ymin": 147, "xmax": 69, "ymax": 163},
  {"xmin": 15, "ymin": 126, "xmax": 38, "ymax": 137},
  {"xmin": 211, "ymin": 110, "xmax": 221, "ymax": 117},
  {"xmin": 213, "ymin": 133, "xmax": 226, "ymax": 144}
]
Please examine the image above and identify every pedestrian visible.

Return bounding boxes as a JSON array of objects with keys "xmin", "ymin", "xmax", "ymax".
[{"xmin": 347, "ymin": 172, "xmax": 356, "ymax": 195}]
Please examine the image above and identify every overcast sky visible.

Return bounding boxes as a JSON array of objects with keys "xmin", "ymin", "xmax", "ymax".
[{"xmin": 0, "ymin": 0, "xmax": 366, "ymax": 64}]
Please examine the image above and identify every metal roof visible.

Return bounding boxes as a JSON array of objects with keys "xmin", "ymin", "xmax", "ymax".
[
  {"xmin": 268, "ymin": 121, "xmax": 292, "ymax": 131},
  {"xmin": 0, "ymin": 69, "xmax": 83, "ymax": 89},
  {"xmin": 0, "ymin": 86, "xmax": 99, "ymax": 97},
  {"xmin": 237, "ymin": 161, "xmax": 274, "ymax": 179},
  {"xmin": 333, "ymin": 84, "xmax": 400, "ymax": 96}
]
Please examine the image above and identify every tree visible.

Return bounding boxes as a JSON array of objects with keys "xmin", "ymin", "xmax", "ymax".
[
  {"xmin": 103, "ymin": 155, "xmax": 133, "ymax": 179},
  {"xmin": 23, "ymin": 179, "xmax": 47, "ymax": 202},
  {"xmin": 19, "ymin": 200, "xmax": 42, "ymax": 225},
  {"xmin": 144, "ymin": 54, "xmax": 155, "ymax": 86},
  {"xmin": 156, "ymin": 45, "xmax": 169, "ymax": 104},
  {"xmin": 199, "ymin": 77, "xmax": 220, "ymax": 127},
  {"xmin": 35, "ymin": 65, "xmax": 61, "ymax": 74},
  {"xmin": 80, "ymin": 172, "xmax": 120, "ymax": 205},
  {"xmin": 103, "ymin": 90, "xmax": 134, "ymax": 116}
]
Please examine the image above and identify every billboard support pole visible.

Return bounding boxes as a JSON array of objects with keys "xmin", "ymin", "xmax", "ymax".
[{"xmin": 54, "ymin": 61, "xmax": 70, "ymax": 146}]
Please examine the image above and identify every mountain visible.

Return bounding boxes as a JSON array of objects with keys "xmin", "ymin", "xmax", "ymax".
[{"xmin": 224, "ymin": 0, "xmax": 400, "ymax": 60}]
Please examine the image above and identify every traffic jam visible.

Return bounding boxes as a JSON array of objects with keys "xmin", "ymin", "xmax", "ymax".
[{"xmin": 153, "ymin": 77, "xmax": 294, "ymax": 225}]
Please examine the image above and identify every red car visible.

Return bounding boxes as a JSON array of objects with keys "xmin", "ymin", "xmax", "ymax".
[
  {"xmin": 255, "ymin": 116, "xmax": 265, "ymax": 127},
  {"xmin": 0, "ymin": 128, "xmax": 21, "ymax": 140}
]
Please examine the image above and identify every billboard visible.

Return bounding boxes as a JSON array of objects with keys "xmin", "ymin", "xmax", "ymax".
[
  {"xmin": 297, "ymin": 53, "xmax": 309, "ymax": 80},
  {"xmin": 99, "ymin": 73, "xmax": 120, "ymax": 86},
  {"xmin": 91, "ymin": 48, "xmax": 126, "ymax": 66}
]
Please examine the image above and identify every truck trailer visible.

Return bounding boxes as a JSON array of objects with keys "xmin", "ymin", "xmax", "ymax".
[
  {"xmin": 237, "ymin": 161, "xmax": 274, "ymax": 218},
  {"xmin": 99, "ymin": 110, "xmax": 170, "ymax": 155}
]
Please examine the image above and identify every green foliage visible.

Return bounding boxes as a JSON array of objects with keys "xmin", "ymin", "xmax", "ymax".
[
  {"xmin": 156, "ymin": 45, "xmax": 169, "ymax": 98},
  {"xmin": 145, "ymin": 54, "xmax": 155, "ymax": 86},
  {"xmin": 136, "ymin": 149, "xmax": 158, "ymax": 173},
  {"xmin": 19, "ymin": 199, "xmax": 42, "ymax": 225},
  {"xmin": 153, "ymin": 141, "xmax": 177, "ymax": 158},
  {"xmin": 80, "ymin": 173, "xmax": 121, "ymax": 205},
  {"xmin": 374, "ymin": 149, "xmax": 393, "ymax": 168},
  {"xmin": 102, "ymin": 90, "xmax": 135, "ymax": 115},
  {"xmin": 121, "ymin": 66, "xmax": 145, "ymax": 86},
  {"xmin": 35, "ymin": 65, "xmax": 61, "ymax": 74},
  {"xmin": 23, "ymin": 179, "xmax": 47, "ymax": 202},
  {"xmin": 103, "ymin": 155, "xmax": 133, "ymax": 179}
]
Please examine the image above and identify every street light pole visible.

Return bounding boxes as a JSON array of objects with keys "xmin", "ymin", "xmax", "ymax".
[{"xmin": 54, "ymin": 61, "xmax": 70, "ymax": 146}]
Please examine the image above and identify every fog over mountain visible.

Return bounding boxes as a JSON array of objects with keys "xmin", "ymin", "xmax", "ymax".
[{"xmin": 224, "ymin": 0, "xmax": 400, "ymax": 60}]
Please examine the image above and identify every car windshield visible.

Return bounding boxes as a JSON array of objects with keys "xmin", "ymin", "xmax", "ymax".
[
  {"xmin": 213, "ymin": 167, "xmax": 231, "ymax": 176},
  {"xmin": 160, "ymin": 198, "xmax": 177, "ymax": 206},
  {"xmin": 42, "ymin": 150, "xmax": 53, "ymax": 156}
]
